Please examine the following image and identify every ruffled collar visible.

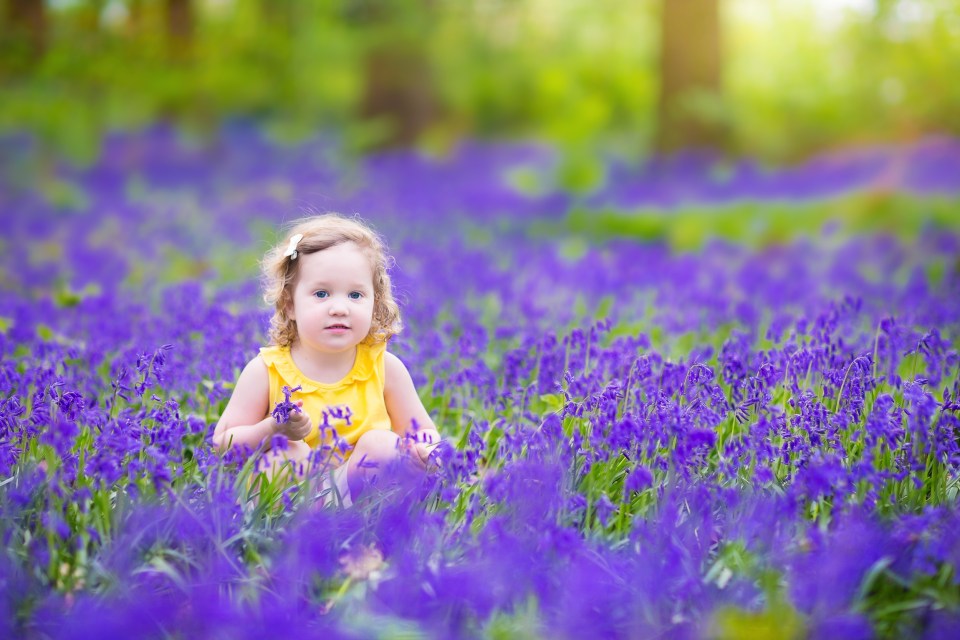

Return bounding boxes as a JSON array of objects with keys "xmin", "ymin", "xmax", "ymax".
[{"xmin": 266, "ymin": 341, "xmax": 385, "ymax": 393}]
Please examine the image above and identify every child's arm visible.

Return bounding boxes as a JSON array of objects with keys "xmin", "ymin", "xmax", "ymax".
[
  {"xmin": 383, "ymin": 351, "xmax": 441, "ymax": 451},
  {"xmin": 212, "ymin": 357, "xmax": 311, "ymax": 450}
]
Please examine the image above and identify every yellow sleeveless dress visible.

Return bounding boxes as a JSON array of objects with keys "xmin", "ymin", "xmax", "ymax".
[{"xmin": 259, "ymin": 341, "xmax": 392, "ymax": 464}]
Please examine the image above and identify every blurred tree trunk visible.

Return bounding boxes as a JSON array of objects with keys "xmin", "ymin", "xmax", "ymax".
[
  {"xmin": 360, "ymin": 44, "xmax": 439, "ymax": 147},
  {"xmin": 80, "ymin": 0, "xmax": 106, "ymax": 33},
  {"xmin": 165, "ymin": 0, "xmax": 192, "ymax": 60},
  {"xmin": 259, "ymin": 0, "xmax": 294, "ymax": 34},
  {"xmin": 349, "ymin": 2, "xmax": 441, "ymax": 148},
  {"xmin": 656, "ymin": 0, "xmax": 725, "ymax": 153},
  {"xmin": 4, "ymin": 0, "xmax": 48, "ymax": 63},
  {"xmin": 127, "ymin": 0, "xmax": 143, "ymax": 28}
]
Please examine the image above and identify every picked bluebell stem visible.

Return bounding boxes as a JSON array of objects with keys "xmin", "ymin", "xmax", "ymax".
[{"xmin": 272, "ymin": 385, "xmax": 303, "ymax": 424}]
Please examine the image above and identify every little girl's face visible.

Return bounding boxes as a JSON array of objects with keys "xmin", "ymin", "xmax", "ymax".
[{"xmin": 288, "ymin": 241, "xmax": 375, "ymax": 354}]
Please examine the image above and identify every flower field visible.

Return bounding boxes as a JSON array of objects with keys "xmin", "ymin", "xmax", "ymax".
[{"xmin": 2, "ymin": 128, "xmax": 960, "ymax": 639}]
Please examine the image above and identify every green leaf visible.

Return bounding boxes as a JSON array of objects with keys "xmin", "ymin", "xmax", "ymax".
[
  {"xmin": 872, "ymin": 598, "xmax": 932, "ymax": 618},
  {"xmin": 538, "ymin": 393, "xmax": 565, "ymax": 414},
  {"xmin": 54, "ymin": 289, "xmax": 83, "ymax": 308},
  {"xmin": 36, "ymin": 324, "xmax": 54, "ymax": 341},
  {"xmin": 853, "ymin": 555, "xmax": 895, "ymax": 606},
  {"xmin": 134, "ymin": 556, "xmax": 188, "ymax": 593},
  {"xmin": 711, "ymin": 604, "xmax": 805, "ymax": 640}
]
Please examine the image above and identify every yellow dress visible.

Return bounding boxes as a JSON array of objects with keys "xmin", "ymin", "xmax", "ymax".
[{"xmin": 259, "ymin": 341, "xmax": 392, "ymax": 464}]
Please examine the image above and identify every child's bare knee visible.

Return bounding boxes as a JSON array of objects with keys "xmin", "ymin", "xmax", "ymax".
[
  {"xmin": 354, "ymin": 429, "xmax": 401, "ymax": 459},
  {"xmin": 288, "ymin": 439, "xmax": 311, "ymax": 458},
  {"xmin": 261, "ymin": 440, "xmax": 310, "ymax": 479}
]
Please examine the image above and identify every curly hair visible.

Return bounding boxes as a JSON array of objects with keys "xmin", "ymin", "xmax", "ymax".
[{"xmin": 261, "ymin": 213, "xmax": 402, "ymax": 348}]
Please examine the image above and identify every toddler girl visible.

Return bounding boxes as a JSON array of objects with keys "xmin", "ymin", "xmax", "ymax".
[{"xmin": 213, "ymin": 214, "xmax": 440, "ymax": 506}]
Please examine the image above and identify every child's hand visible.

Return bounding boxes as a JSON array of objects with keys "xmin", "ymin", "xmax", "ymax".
[
  {"xmin": 274, "ymin": 401, "xmax": 312, "ymax": 441},
  {"xmin": 410, "ymin": 439, "xmax": 443, "ymax": 472}
]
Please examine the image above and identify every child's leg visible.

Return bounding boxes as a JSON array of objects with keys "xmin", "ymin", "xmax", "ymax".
[
  {"xmin": 259, "ymin": 439, "xmax": 312, "ymax": 482},
  {"xmin": 345, "ymin": 429, "xmax": 404, "ymax": 500},
  {"xmin": 242, "ymin": 441, "xmax": 311, "ymax": 510}
]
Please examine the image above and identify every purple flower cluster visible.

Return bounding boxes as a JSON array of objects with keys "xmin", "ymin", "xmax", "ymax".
[
  {"xmin": 0, "ymin": 126, "xmax": 958, "ymax": 637},
  {"xmin": 272, "ymin": 384, "xmax": 303, "ymax": 424}
]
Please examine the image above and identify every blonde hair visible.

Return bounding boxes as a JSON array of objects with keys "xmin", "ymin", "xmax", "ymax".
[{"xmin": 262, "ymin": 213, "xmax": 402, "ymax": 347}]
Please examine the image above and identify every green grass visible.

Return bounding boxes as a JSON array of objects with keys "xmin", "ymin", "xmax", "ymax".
[{"xmin": 542, "ymin": 192, "xmax": 960, "ymax": 251}]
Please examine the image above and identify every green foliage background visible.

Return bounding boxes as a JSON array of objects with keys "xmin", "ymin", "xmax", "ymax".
[{"xmin": 1, "ymin": 0, "xmax": 959, "ymax": 163}]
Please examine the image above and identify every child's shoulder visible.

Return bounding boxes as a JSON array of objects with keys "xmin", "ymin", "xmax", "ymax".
[
  {"xmin": 257, "ymin": 344, "xmax": 288, "ymax": 365},
  {"xmin": 233, "ymin": 353, "xmax": 269, "ymax": 389},
  {"xmin": 381, "ymin": 348, "xmax": 412, "ymax": 378},
  {"xmin": 258, "ymin": 344, "xmax": 286, "ymax": 355}
]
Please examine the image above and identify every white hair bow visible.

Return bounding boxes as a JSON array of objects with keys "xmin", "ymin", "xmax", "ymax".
[{"xmin": 283, "ymin": 233, "xmax": 304, "ymax": 260}]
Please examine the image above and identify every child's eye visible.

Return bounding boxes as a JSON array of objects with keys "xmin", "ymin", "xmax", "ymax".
[
  {"xmin": 314, "ymin": 291, "xmax": 329, "ymax": 299},
  {"xmin": 348, "ymin": 291, "xmax": 363, "ymax": 300}
]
